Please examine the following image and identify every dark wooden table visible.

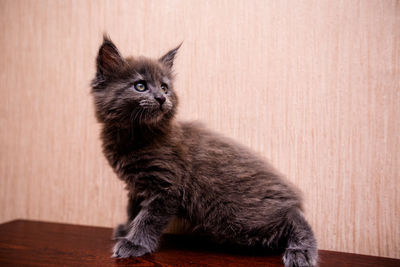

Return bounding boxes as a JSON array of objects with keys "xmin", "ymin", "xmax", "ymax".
[{"xmin": 0, "ymin": 220, "xmax": 398, "ymax": 266}]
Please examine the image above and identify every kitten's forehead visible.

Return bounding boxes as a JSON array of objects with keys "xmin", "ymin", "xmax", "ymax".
[{"xmin": 127, "ymin": 57, "xmax": 171, "ymax": 82}]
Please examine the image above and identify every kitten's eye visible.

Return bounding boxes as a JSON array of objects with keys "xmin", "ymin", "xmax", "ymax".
[
  {"xmin": 161, "ymin": 83, "xmax": 168, "ymax": 93},
  {"xmin": 134, "ymin": 82, "xmax": 147, "ymax": 92}
]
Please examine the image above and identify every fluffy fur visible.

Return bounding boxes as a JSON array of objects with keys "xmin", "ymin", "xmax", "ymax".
[{"xmin": 91, "ymin": 36, "xmax": 318, "ymax": 267}]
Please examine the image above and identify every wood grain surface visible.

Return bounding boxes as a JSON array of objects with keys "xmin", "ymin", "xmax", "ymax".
[
  {"xmin": 0, "ymin": 0, "xmax": 399, "ymax": 259},
  {"xmin": 1, "ymin": 220, "xmax": 400, "ymax": 267}
]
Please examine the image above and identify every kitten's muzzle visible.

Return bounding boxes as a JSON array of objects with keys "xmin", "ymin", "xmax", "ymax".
[{"xmin": 154, "ymin": 95, "xmax": 166, "ymax": 106}]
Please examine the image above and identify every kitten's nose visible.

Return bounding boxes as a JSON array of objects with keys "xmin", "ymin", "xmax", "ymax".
[{"xmin": 154, "ymin": 95, "xmax": 166, "ymax": 106}]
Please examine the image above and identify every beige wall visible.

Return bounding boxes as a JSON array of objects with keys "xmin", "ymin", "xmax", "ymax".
[{"xmin": 0, "ymin": 0, "xmax": 399, "ymax": 258}]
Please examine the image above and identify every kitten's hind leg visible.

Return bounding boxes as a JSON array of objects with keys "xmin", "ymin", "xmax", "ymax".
[{"xmin": 283, "ymin": 208, "xmax": 318, "ymax": 267}]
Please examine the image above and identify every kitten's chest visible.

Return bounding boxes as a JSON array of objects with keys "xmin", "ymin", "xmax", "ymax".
[{"xmin": 104, "ymin": 144, "xmax": 185, "ymax": 185}]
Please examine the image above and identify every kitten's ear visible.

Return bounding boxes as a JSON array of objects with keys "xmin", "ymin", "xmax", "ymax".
[
  {"xmin": 159, "ymin": 43, "xmax": 182, "ymax": 69},
  {"xmin": 96, "ymin": 35, "xmax": 126, "ymax": 77}
]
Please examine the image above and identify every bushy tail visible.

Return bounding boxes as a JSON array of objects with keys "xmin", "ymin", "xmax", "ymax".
[{"xmin": 283, "ymin": 208, "xmax": 318, "ymax": 267}]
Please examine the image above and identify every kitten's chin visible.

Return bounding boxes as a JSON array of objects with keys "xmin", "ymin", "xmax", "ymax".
[
  {"xmin": 148, "ymin": 112, "xmax": 164, "ymax": 125},
  {"xmin": 138, "ymin": 106, "xmax": 173, "ymax": 126}
]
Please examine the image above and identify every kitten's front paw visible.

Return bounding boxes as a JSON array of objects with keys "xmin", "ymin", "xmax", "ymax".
[
  {"xmin": 112, "ymin": 238, "xmax": 149, "ymax": 258},
  {"xmin": 283, "ymin": 248, "xmax": 317, "ymax": 267},
  {"xmin": 113, "ymin": 224, "xmax": 128, "ymax": 240}
]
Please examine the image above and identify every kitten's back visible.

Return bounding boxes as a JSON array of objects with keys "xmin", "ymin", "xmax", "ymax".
[{"xmin": 175, "ymin": 121, "xmax": 303, "ymax": 242}]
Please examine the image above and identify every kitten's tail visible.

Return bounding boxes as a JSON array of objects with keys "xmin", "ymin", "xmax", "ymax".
[{"xmin": 283, "ymin": 208, "xmax": 318, "ymax": 267}]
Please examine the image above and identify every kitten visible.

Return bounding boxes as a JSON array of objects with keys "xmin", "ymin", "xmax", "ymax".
[{"xmin": 91, "ymin": 36, "xmax": 318, "ymax": 267}]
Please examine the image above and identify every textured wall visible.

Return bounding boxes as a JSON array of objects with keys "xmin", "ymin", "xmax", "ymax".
[{"xmin": 0, "ymin": 0, "xmax": 399, "ymax": 258}]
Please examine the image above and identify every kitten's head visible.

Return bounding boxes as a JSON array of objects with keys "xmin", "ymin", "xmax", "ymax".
[{"xmin": 91, "ymin": 36, "xmax": 180, "ymax": 127}]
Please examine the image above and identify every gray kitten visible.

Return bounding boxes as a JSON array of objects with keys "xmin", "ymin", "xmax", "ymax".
[{"xmin": 91, "ymin": 36, "xmax": 317, "ymax": 267}]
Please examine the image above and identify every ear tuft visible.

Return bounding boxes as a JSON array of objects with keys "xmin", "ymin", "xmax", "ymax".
[
  {"xmin": 159, "ymin": 43, "xmax": 182, "ymax": 69},
  {"xmin": 96, "ymin": 35, "xmax": 125, "ymax": 78}
]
